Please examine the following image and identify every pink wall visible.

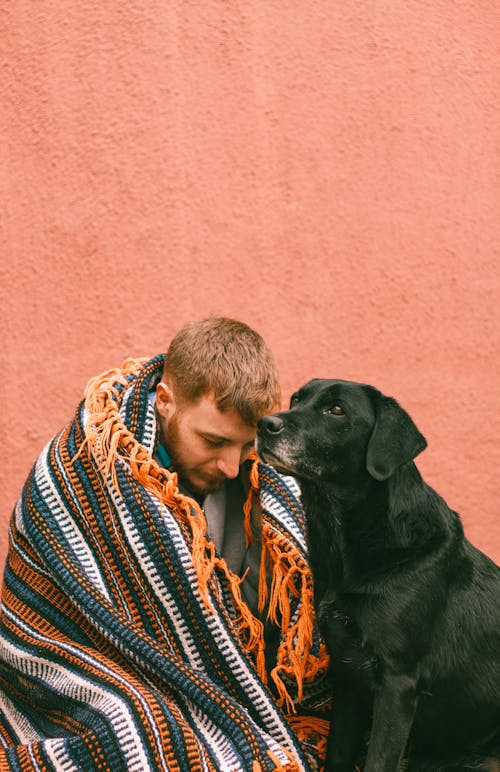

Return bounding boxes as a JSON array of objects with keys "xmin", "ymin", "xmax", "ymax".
[{"xmin": 1, "ymin": 1, "xmax": 498, "ymax": 568}]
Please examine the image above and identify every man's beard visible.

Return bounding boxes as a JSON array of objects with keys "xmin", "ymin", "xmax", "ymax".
[{"xmin": 161, "ymin": 412, "xmax": 225, "ymax": 501}]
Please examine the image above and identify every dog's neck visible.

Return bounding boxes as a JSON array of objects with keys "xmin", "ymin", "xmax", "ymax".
[
  {"xmin": 300, "ymin": 476, "xmax": 385, "ymax": 595},
  {"xmin": 299, "ymin": 462, "xmax": 452, "ymax": 597}
]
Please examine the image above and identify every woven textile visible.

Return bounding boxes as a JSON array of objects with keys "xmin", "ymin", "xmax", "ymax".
[{"xmin": 0, "ymin": 356, "xmax": 330, "ymax": 771}]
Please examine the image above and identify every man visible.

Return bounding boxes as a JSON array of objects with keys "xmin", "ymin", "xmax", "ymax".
[
  {"xmin": 153, "ymin": 320, "xmax": 280, "ymax": 626},
  {"xmin": 0, "ymin": 318, "xmax": 330, "ymax": 771}
]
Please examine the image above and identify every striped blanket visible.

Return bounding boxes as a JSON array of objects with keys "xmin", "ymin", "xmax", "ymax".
[{"xmin": 0, "ymin": 356, "xmax": 331, "ymax": 771}]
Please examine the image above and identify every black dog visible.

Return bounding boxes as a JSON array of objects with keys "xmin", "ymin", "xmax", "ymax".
[{"xmin": 257, "ymin": 379, "xmax": 500, "ymax": 771}]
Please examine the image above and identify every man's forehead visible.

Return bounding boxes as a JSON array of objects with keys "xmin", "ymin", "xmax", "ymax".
[{"xmin": 187, "ymin": 393, "xmax": 256, "ymax": 441}]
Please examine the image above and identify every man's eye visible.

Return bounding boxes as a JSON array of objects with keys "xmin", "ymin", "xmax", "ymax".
[
  {"xmin": 205, "ymin": 438, "xmax": 224, "ymax": 448},
  {"xmin": 325, "ymin": 405, "xmax": 344, "ymax": 416},
  {"xmin": 289, "ymin": 394, "xmax": 300, "ymax": 408}
]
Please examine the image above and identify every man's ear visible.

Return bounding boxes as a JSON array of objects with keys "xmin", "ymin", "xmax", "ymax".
[
  {"xmin": 366, "ymin": 395, "xmax": 427, "ymax": 481},
  {"xmin": 155, "ymin": 380, "xmax": 176, "ymax": 420}
]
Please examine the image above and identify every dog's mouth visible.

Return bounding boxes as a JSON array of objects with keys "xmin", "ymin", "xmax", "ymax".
[
  {"xmin": 258, "ymin": 444, "xmax": 319, "ymax": 484},
  {"xmin": 257, "ymin": 448, "xmax": 298, "ymax": 477}
]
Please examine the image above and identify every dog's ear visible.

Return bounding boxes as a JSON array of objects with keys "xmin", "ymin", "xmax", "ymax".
[{"xmin": 366, "ymin": 395, "xmax": 427, "ymax": 481}]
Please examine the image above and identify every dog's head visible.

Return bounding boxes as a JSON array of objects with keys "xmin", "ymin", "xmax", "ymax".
[{"xmin": 257, "ymin": 379, "xmax": 427, "ymax": 484}]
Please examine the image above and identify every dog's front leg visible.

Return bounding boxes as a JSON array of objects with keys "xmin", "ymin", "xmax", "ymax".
[
  {"xmin": 364, "ymin": 671, "xmax": 417, "ymax": 772},
  {"xmin": 324, "ymin": 668, "xmax": 370, "ymax": 772}
]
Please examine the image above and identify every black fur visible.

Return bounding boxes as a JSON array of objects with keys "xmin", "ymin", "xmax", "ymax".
[{"xmin": 257, "ymin": 379, "xmax": 500, "ymax": 772}]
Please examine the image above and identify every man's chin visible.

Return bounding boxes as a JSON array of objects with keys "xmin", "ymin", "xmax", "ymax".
[{"xmin": 180, "ymin": 473, "xmax": 226, "ymax": 500}]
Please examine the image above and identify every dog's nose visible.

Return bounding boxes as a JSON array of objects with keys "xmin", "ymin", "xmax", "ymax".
[{"xmin": 259, "ymin": 415, "xmax": 284, "ymax": 434}]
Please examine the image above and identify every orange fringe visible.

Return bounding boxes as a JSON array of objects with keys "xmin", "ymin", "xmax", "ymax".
[{"xmin": 82, "ymin": 359, "xmax": 329, "ymax": 713}]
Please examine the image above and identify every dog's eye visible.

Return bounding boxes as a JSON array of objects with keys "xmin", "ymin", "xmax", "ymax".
[
  {"xmin": 326, "ymin": 405, "xmax": 344, "ymax": 416},
  {"xmin": 289, "ymin": 394, "xmax": 300, "ymax": 408}
]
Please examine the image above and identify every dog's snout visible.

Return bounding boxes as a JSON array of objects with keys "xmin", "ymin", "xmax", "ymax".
[{"xmin": 259, "ymin": 415, "xmax": 284, "ymax": 434}]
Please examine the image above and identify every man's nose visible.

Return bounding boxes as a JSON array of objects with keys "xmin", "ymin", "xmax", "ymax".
[{"xmin": 216, "ymin": 447, "xmax": 242, "ymax": 479}]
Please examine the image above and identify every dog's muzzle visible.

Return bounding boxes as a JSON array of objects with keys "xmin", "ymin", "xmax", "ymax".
[{"xmin": 257, "ymin": 415, "xmax": 299, "ymax": 476}]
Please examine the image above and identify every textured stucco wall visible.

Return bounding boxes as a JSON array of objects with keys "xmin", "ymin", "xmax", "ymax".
[{"xmin": 1, "ymin": 1, "xmax": 498, "ymax": 568}]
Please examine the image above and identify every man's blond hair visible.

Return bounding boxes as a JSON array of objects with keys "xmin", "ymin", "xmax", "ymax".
[{"xmin": 162, "ymin": 318, "xmax": 281, "ymax": 425}]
